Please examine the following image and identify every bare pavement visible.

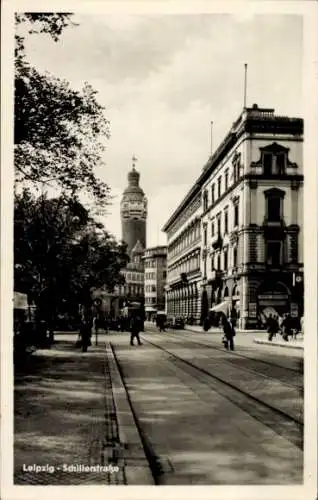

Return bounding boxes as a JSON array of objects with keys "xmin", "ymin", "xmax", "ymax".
[{"xmin": 14, "ymin": 327, "xmax": 303, "ymax": 486}]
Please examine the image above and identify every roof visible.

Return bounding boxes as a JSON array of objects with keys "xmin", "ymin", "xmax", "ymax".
[
  {"xmin": 162, "ymin": 105, "xmax": 303, "ymax": 233},
  {"xmin": 131, "ymin": 240, "xmax": 144, "ymax": 254}
]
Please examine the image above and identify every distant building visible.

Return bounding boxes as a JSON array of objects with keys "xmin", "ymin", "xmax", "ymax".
[
  {"xmin": 143, "ymin": 246, "xmax": 167, "ymax": 320},
  {"xmin": 119, "ymin": 240, "xmax": 145, "ymax": 304},
  {"xmin": 163, "ymin": 105, "xmax": 304, "ymax": 328},
  {"xmin": 162, "ymin": 188, "xmax": 202, "ymax": 323}
]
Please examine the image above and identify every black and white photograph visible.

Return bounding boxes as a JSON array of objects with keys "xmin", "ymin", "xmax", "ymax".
[{"xmin": 1, "ymin": 1, "xmax": 317, "ymax": 499}]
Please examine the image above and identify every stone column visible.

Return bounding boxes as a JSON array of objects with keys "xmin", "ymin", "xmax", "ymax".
[
  {"xmin": 290, "ymin": 182, "xmax": 299, "ymax": 225},
  {"xmin": 240, "ymin": 276, "xmax": 249, "ymax": 329}
]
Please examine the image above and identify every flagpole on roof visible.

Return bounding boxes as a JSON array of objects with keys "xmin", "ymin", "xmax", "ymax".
[{"xmin": 243, "ymin": 63, "xmax": 248, "ymax": 109}]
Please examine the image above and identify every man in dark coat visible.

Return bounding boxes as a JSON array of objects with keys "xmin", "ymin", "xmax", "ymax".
[
  {"xmin": 281, "ymin": 313, "xmax": 292, "ymax": 341},
  {"xmin": 130, "ymin": 315, "xmax": 142, "ymax": 346},
  {"xmin": 222, "ymin": 315, "xmax": 235, "ymax": 351},
  {"xmin": 80, "ymin": 321, "xmax": 91, "ymax": 352}
]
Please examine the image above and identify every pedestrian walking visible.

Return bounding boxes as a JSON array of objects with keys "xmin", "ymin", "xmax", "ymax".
[
  {"xmin": 93, "ymin": 316, "xmax": 100, "ymax": 346},
  {"xmin": 222, "ymin": 315, "xmax": 235, "ymax": 351},
  {"xmin": 267, "ymin": 314, "xmax": 275, "ymax": 341},
  {"xmin": 291, "ymin": 315, "xmax": 301, "ymax": 339},
  {"xmin": 281, "ymin": 313, "xmax": 292, "ymax": 341},
  {"xmin": 80, "ymin": 321, "xmax": 92, "ymax": 352},
  {"xmin": 130, "ymin": 315, "xmax": 142, "ymax": 346},
  {"xmin": 157, "ymin": 315, "xmax": 166, "ymax": 332}
]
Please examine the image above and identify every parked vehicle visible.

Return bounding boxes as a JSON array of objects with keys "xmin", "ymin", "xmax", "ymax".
[{"xmin": 167, "ymin": 316, "xmax": 185, "ymax": 330}]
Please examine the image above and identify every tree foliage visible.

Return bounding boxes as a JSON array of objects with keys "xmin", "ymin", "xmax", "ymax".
[
  {"xmin": 14, "ymin": 190, "xmax": 129, "ymax": 317},
  {"xmin": 15, "ymin": 13, "xmax": 111, "ymax": 205}
]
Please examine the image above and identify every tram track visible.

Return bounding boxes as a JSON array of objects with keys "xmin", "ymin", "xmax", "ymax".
[
  {"xmin": 140, "ymin": 334, "xmax": 303, "ymax": 450},
  {"xmin": 155, "ymin": 330, "xmax": 302, "ymax": 390},
  {"xmin": 172, "ymin": 327, "xmax": 302, "ymax": 371}
]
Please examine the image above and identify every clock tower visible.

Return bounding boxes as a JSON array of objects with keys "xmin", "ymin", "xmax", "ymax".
[{"xmin": 120, "ymin": 157, "xmax": 147, "ymax": 257}]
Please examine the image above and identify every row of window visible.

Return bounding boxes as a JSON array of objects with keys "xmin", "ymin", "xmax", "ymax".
[
  {"xmin": 145, "ymin": 285, "xmax": 156, "ymax": 293},
  {"xmin": 203, "ymin": 203, "xmax": 239, "ymax": 244},
  {"xmin": 202, "ymin": 246, "xmax": 238, "ymax": 276},
  {"xmin": 145, "ymin": 272, "xmax": 156, "ymax": 280},
  {"xmin": 144, "ymin": 258, "xmax": 166, "ymax": 268},
  {"xmin": 202, "ymin": 192, "xmax": 284, "ymax": 247},
  {"xmin": 202, "ymin": 240, "xmax": 287, "ymax": 275},
  {"xmin": 168, "ymin": 254, "xmax": 200, "ymax": 279},
  {"xmin": 203, "ymin": 154, "xmax": 241, "ymax": 211},
  {"xmin": 119, "ymin": 284, "xmax": 143, "ymax": 296},
  {"xmin": 125, "ymin": 272, "xmax": 143, "ymax": 282},
  {"xmin": 145, "ymin": 297, "xmax": 157, "ymax": 304},
  {"xmin": 168, "ymin": 221, "xmax": 201, "ymax": 259}
]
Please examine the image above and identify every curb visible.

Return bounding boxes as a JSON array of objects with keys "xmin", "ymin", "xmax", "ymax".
[
  {"xmin": 253, "ymin": 338, "xmax": 304, "ymax": 350},
  {"xmin": 105, "ymin": 343, "xmax": 154, "ymax": 485},
  {"xmin": 184, "ymin": 327, "xmax": 265, "ymax": 335}
]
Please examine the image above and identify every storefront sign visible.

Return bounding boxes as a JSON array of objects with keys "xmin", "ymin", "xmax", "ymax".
[
  {"xmin": 258, "ymin": 294, "xmax": 288, "ymax": 300},
  {"xmin": 259, "ymin": 300, "xmax": 287, "ymax": 307}
]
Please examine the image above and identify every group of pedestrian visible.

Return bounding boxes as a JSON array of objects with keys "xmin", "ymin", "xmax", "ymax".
[{"xmin": 266, "ymin": 313, "xmax": 302, "ymax": 342}]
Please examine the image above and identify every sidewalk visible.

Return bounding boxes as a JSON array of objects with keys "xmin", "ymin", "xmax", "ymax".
[
  {"xmin": 14, "ymin": 335, "xmax": 152, "ymax": 485},
  {"xmin": 184, "ymin": 324, "xmax": 304, "ymax": 350}
]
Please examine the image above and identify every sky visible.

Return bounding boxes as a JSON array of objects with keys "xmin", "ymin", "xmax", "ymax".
[{"xmin": 22, "ymin": 12, "xmax": 303, "ymax": 246}]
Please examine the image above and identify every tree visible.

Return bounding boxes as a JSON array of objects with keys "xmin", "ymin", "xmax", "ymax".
[
  {"xmin": 15, "ymin": 13, "xmax": 111, "ymax": 205},
  {"xmin": 14, "ymin": 190, "xmax": 129, "ymax": 324}
]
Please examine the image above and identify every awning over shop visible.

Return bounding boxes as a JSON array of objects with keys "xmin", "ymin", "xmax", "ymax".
[
  {"xmin": 145, "ymin": 307, "xmax": 157, "ymax": 312},
  {"xmin": 210, "ymin": 300, "xmax": 231, "ymax": 315}
]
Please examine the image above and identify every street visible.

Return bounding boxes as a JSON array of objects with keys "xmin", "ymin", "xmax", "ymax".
[{"xmin": 14, "ymin": 325, "xmax": 303, "ymax": 485}]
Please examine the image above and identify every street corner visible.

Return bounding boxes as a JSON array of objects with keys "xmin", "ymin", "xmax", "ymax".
[{"xmin": 253, "ymin": 337, "xmax": 304, "ymax": 350}]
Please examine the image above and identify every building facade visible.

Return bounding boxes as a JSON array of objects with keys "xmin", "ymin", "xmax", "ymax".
[
  {"xmin": 164, "ymin": 105, "xmax": 304, "ymax": 329},
  {"xmin": 163, "ymin": 188, "xmax": 202, "ymax": 323},
  {"xmin": 143, "ymin": 246, "xmax": 167, "ymax": 319},
  {"xmin": 118, "ymin": 240, "xmax": 145, "ymax": 304}
]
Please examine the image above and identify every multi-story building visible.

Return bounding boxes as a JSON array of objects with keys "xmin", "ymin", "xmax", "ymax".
[
  {"xmin": 164, "ymin": 104, "xmax": 304, "ymax": 328},
  {"xmin": 143, "ymin": 246, "xmax": 167, "ymax": 319},
  {"xmin": 118, "ymin": 240, "xmax": 145, "ymax": 304},
  {"xmin": 162, "ymin": 188, "xmax": 202, "ymax": 322}
]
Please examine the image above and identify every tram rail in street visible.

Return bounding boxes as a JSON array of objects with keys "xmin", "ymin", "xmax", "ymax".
[
  {"xmin": 140, "ymin": 334, "xmax": 303, "ymax": 450},
  {"xmin": 152, "ymin": 329, "xmax": 302, "ymax": 390}
]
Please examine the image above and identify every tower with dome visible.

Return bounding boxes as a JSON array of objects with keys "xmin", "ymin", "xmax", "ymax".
[
  {"xmin": 120, "ymin": 156, "xmax": 147, "ymax": 257},
  {"xmin": 117, "ymin": 157, "xmax": 147, "ymax": 313}
]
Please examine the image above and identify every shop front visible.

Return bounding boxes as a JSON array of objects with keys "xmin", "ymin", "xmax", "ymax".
[{"xmin": 257, "ymin": 282, "xmax": 290, "ymax": 325}]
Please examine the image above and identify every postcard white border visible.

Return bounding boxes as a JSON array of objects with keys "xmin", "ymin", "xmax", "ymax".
[{"xmin": 1, "ymin": 1, "xmax": 317, "ymax": 500}]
